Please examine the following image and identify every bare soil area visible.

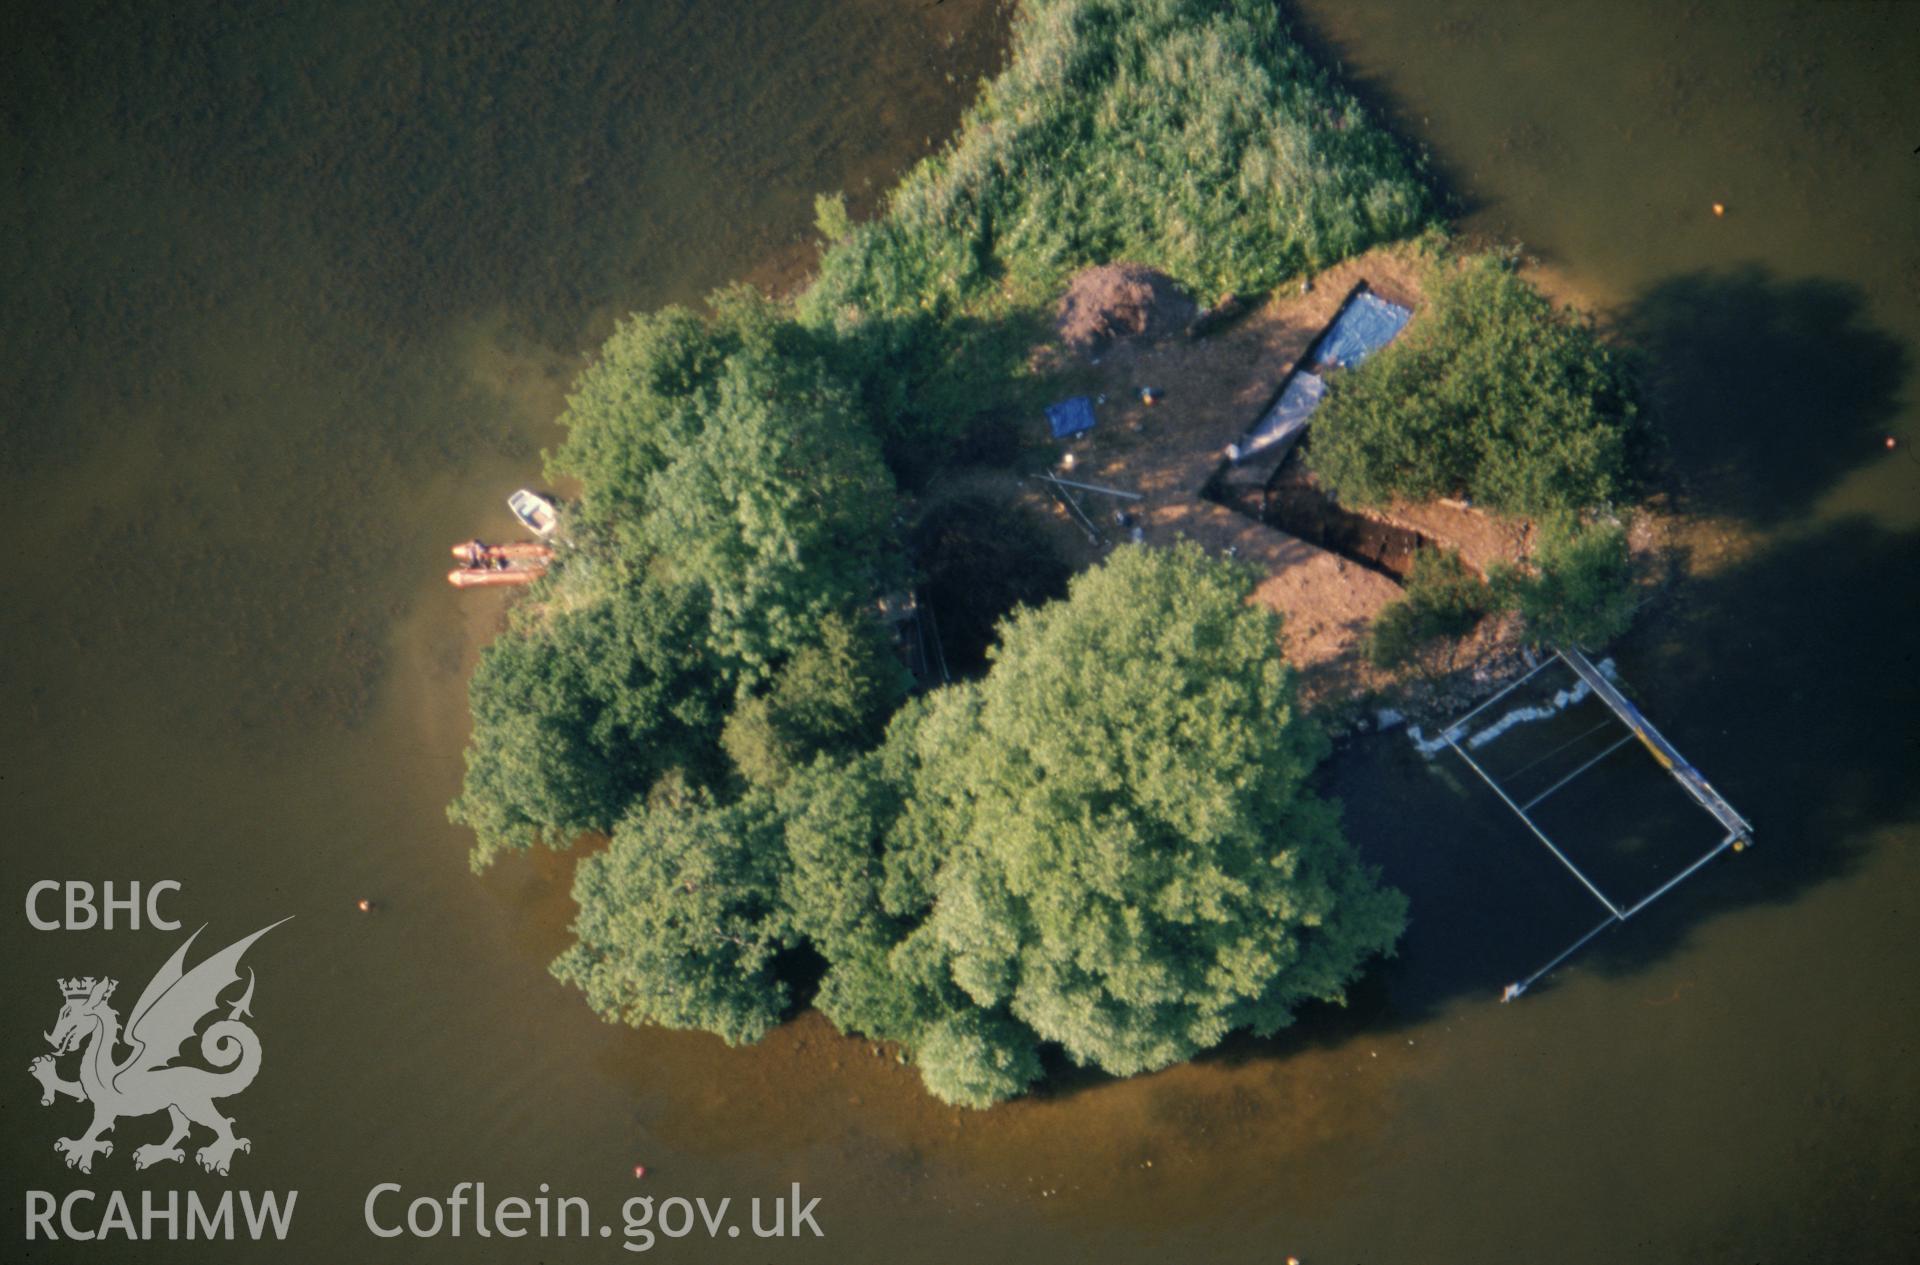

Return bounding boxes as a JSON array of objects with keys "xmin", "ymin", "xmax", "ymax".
[
  {"xmin": 914, "ymin": 244, "xmax": 1682, "ymax": 726},
  {"xmin": 1053, "ymin": 263, "xmax": 1200, "ymax": 353},
  {"xmin": 933, "ymin": 245, "xmax": 1433, "ymax": 709}
]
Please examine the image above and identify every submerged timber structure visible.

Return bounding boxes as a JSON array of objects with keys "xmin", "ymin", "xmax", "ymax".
[{"xmin": 1436, "ymin": 648, "xmax": 1754, "ymax": 1000}]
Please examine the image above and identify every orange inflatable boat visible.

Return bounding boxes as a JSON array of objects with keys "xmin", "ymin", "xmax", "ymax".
[
  {"xmin": 449, "ymin": 540, "xmax": 556, "ymax": 563},
  {"xmin": 447, "ymin": 565, "xmax": 546, "ymax": 589}
]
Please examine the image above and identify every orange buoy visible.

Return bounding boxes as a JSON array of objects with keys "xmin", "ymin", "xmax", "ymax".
[
  {"xmin": 632, "ymin": 1164, "xmax": 648, "ymax": 1179},
  {"xmin": 1711, "ymin": 202, "xmax": 1726, "ymax": 217},
  {"xmin": 356, "ymin": 898, "xmax": 374, "ymax": 913},
  {"xmin": 1886, "ymin": 435, "xmax": 1898, "ymax": 451}
]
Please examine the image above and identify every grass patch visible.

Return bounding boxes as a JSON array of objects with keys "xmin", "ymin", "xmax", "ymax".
[{"xmin": 802, "ymin": 0, "xmax": 1431, "ymax": 323}]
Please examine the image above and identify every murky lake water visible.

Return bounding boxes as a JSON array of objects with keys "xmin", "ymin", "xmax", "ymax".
[{"xmin": 3, "ymin": 2, "xmax": 1915, "ymax": 1261}]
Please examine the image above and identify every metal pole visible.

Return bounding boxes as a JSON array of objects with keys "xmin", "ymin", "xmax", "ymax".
[
  {"xmin": 1619, "ymin": 833, "xmax": 1738, "ymax": 921},
  {"xmin": 1503, "ymin": 913, "xmax": 1619, "ymax": 1002},
  {"xmin": 922, "ymin": 594, "xmax": 951, "ymax": 684},
  {"xmin": 1559, "ymin": 647, "xmax": 1755, "ymax": 842},
  {"xmin": 1447, "ymin": 737, "xmax": 1623, "ymax": 918},
  {"xmin": 1033, "ymin": 473, "xmax": 1144, "ymax": 501},
  {"xmin": 1501, "ymin": 717, "xmax": 1616, "ymax": 784},
  {"xmin": 1039, "ymin": 477, "xmax": 1103, "ymax": 544},
  {"xmin": 1520, "ymin": 734, "xmax": 1636, "ymax": 812}
]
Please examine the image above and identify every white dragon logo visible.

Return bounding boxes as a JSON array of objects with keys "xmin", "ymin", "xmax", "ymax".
[{"xmin": 28, "ymin": 919, "xmax": 289, "ymax": 1176}]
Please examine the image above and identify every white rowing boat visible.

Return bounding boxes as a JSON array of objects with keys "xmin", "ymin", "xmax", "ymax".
[{"xmin": 507, "ymin": 489, "xmax": 559, "ymax": 538}]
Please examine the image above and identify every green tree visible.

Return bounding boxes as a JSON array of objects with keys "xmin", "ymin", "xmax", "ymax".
[
  {"xmin": 1367, "ymin": 549, "xmax": 1491, "ymax": 670},
  {"xmin": 449, "ymin": 576, "xmax": 725, "ymax": 870},
  {"xmin": 914, "ymin": 1009, "xmax": 1044, "ymax": 1110},
  {"xmin": 545, "ymin": 305, "xmax": 742, "ymax": 543},
  {"xmin": 546, "ymin": 289, "xmax": 824, "ymax": 530},
  {"xmin": 1310, "ymin": 252, "xmax": 1640, "ymax": 517},
  {"xmin": 642, "ymin": 349, "xmax": 898, "ymax": 674},
  {"xmin": 1492, "ymin": 518, "xmax": 1638, "ymax": 650},
  {"xmin": 773, "ymin": 752, "xmax": 942, "ymax": 1047},
  {"xmin": 900, "ymin": 543, "xmax": 1406, "ymax": 1083},
  {"xmin": 775, "ymin": 753, "xmax": 904, "ymax": 962},
  {"xmin": 723, "ymin": 613, "xmax": 910, "ymax": 789},
  {"xmin": 551, "ymin": 781, "xmax": 794, "ymax": 1046}
]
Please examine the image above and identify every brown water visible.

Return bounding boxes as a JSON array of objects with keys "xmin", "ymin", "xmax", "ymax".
[{"xmin": 3, "ymin": 2, "xmax": 1917, "ymax": 1262}]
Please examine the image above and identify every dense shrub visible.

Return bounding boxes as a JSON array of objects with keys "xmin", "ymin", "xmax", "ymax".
[
  {"xmin": 1310, "ymin": 252, "xmax": 1640, "ymax": 517},
  {"xmin": 1367, "ymin": 549, "xmax": 1491, "ymax": 669},
  {"xmin": 1492, "ymin": 518, "xmax": 1639, "ymax": 651},
  {"xmin": 448, "ymin": 576, "xmax": 725, "ymax": 870}
]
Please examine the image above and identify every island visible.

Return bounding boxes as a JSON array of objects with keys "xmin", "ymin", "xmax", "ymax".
[{"xmin": 449, "ymin": 0, "xmax": 1651, "ymax": 1108}]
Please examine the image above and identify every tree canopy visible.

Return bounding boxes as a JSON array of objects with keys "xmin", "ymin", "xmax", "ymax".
[
  {"xmin": 722, "ymin": 612, "xmax": 910, "ymax": 790},
  {"xmin": 552, "ymin": 781, "xmax": 794, "ymax": 1046},
  {"xmin": 895, "ymin": 543, "xmax": 1406, "ymax": 1080},
  {"xmin": 448, "ymin": 575, "xmax": 724, "ymax": 870},
  {"xmin": 637, "ymin": 347, "xmax": 898, "ymax": 675},
  {"xmin": 544, "ymin": 288, "xmax": 899, "ymax": 674},
  {"xmin": 539, "ymin": 545, "xmax": 1407, "ymax": 1107},
  {"xmin": 457, "ymin": 0, "xmax": 1433, "ymax": 1108},
  {"xmin": 544, "ymin": 302, "xmax": 745, "ymax": 543},
  {"xmin": 452, "ymin": 296, "xmax": 903, "ymax": 869}
]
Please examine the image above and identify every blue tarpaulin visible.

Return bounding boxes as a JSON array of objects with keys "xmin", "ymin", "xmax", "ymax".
[
  {"xmin": 1045, "ymin": 395, "xmax": 1097, "ymax": 439},
  {"xmin": 1314, "ymin": 291, "xmax": 1412, "ymax": 369},
  {"xmin": 1228, "ymin": 372, "xmax": 1325, "ymax": 464}
]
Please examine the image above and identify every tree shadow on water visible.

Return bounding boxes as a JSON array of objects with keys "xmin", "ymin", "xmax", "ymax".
[
  {"xmin": 959, "ymin": 272, "xmax": 1916, "ymax": 1096},
  {"xmin": 1571, "ymin": 515, "xmax": 1920, "ymax": 983},
  {"xmin": 1182, "ymin": 512, "xmax": 1920, "ymax": 1079},
  {"xmin": 1614, "ymin": 266, "xmax": 1909, "ymax": 526}
]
